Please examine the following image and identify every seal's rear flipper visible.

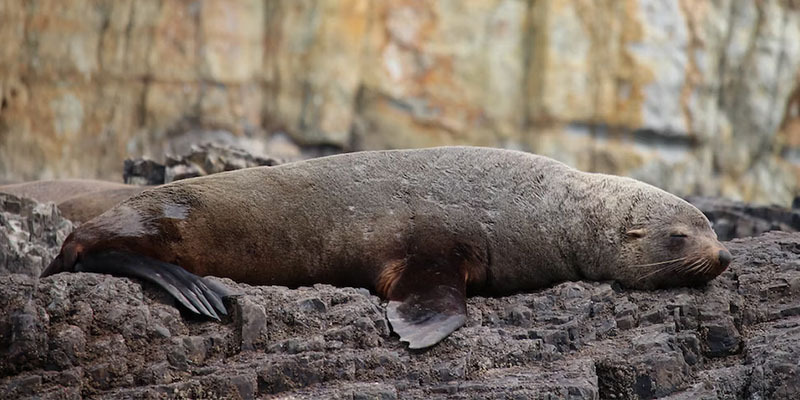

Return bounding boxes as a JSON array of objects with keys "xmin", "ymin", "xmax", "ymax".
[
  {"xmin": 380, "ymin": 245, "xmax": 475, "ymax": 349},
  {"xmin": 77, "ymin": 251, "xmax": 231, "ymax": 321}
]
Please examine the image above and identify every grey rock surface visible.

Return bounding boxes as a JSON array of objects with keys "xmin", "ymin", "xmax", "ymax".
[
  {"xmin": 688, "ymin": 196, "xmax": 800, "ymax": 241},
  {"xmin": 124, "ymin": 143, "xmax": 283, "ymax": 185},
  {"xmin": 123, "ymin": 159, "xmax": 166, "ymax": 187},
  {"xmin": 1, "ymin": 197, "xmax": 799, "ymax": 399},
  {"xmin": 0, "ymin": 193, "xmax": 73, "ymax": 278}
]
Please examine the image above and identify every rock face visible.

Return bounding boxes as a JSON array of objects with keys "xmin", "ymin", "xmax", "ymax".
[
  {"xmin": 124, "ymin": 142, "xmax": 282, "ymax": 185},
  {"xmin": 2, "ymin": 1, "xmax": 800, "ymax": 204},
  {"xmin": 1, "ymin": 194, "xmax": 800, "ymax": 399},
  {"xmin": 688, "ymin": 196, "xmax": 800, "ymax": 241},
  {"xmin": 0, "ymin": 193, "xmax": 73, "ymax": 277}
]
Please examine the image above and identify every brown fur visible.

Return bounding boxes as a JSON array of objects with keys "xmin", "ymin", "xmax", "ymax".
[{"xmin": 44, "ymin": 147, "xmax": 731, "ymax": 297}]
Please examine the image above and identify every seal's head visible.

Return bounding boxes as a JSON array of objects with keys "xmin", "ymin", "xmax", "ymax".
[{"xmin": 616, "ymin": 193, "xmax": 731, "ymax": 289}]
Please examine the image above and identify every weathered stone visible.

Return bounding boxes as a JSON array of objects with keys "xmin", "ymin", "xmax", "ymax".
[
  {"xmin": 123, "ymin": 158, "xmax": 165, "ymax": 186},
  {"xmin": 124, "ymin": 142, "xmax": 283, "ymax": 185},
  {"xmin": 297, "ymin": 297, "xmax": 327, "ymax": 313},
  {"xmin": 2, "ymin": 1, "xmax": 800, "ymax": 204},
  {"xmin": 0, "ymin": 193, "xmax": 73, "ymax": 277},
  {"xmin": 743, "ymin": 319, "xmax": 800, "ymax": 399},
  {"xmin": 0, "ymin": 374, "xmax": 42, "ymax": 399},
  {"xmin": 2, "ymin": 302, "xmax": 49, "ymax": 375},
  {"xmin": 48, "ymin": 324, "xmax": 86, "ymax": 370},
  {"xmin": 688, "ymin": 195, "xmax": 800, "ymax": 240},
  {"xmin": 3, "ymin": 194, "xmax": 800, "ymax": 398},
  {"xmin": 236, "ymin": 296, "xmax": 267, "ymax": 352}
]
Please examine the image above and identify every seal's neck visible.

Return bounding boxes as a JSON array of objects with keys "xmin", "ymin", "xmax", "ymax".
[{"xmin": 555, "ymin": 173, "xmax": 634, "ymax": 282}]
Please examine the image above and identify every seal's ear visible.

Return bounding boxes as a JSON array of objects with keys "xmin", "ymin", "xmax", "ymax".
[{"xmin": 625, "ymin": 228, "xmax": 647, "ymax": 238}]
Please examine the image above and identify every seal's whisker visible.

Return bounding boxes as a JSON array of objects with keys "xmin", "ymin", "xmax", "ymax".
[
  {"xmin": 683, "ymin": 259, "xmax": 705, "ymax": 274},
  {"xmin": 636, "ymin": 264, "xmax": 674, "ymax": 281},
  {"xmin": 637, "ymin": 259, "xmax": 687, "ymax": 281},
  {"xmin": 690, "ymin": 260, "xmax": 711, "ymax": 276},
  {"xmin": 639, "ymin": 257, "xmax": 709, "ymax": 282},
  {"xmin": 689, "ymin": 260, "xmax": 711, "ymax": 275},
  {"xmin": 699, "ymin": 260, "xmax": 714, "ymax": 275},
  {"xmin": 697, "ymin": 260, "xmax": 711, "ymax": 274},
  {"xmin": 631, "ymin": 257, "xmax": 688, "ymax": 268}
]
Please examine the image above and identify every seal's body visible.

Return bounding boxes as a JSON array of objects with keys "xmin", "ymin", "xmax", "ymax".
[
  {"xmin": 42, "ymin": 147, "xmax": 731, "ymax": 348},
  {"xmin": 0, "ymin": 179, "xmax": 145, "ymax": 223}
]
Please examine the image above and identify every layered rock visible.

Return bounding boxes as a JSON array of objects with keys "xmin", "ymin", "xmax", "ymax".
[
  {"xmin": 123, "ymin": 142, "xmax": 282, "ymax": 185},
  {"xmin": 1, "ymin": 0, "xmax": 800, "ymax": 204},
  {"xmin": 688, "ymin": 195, "xmax": 800, "ymax": 241},
  {"xmin": 0, "ymin": 193, "xmax": 73, "ymax": 277},
  {"xmin": 1, "ymin": 192, "xmax": 800, "ymax": 399}
]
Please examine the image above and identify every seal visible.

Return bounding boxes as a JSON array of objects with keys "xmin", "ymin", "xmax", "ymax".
[
  {"xmin": 0, "ymin": 179, "xmax": 146, "ymax": 223},
  {"xmin": 41, "ymin": 147, "xmax": 732, "ymax": 349}
]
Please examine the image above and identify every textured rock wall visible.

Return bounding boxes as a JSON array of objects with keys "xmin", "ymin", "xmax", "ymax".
[
  {"xmin": 1, "ymin": 192, "xmax": 800, "ymax": 399},
  {"xmin": 2, "ymin": 0, "xmax": 800, "ymax": 204}
]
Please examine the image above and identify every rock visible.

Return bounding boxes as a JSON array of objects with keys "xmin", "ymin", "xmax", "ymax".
[
  {"xmin": 123, "ymin": 159, "xmax": 166, "ymax": 186},
  {"xmin": 2, "ymin": 196, "xmax": 800, "ymax": 398},
  {"xmin": 3, "ymin": 1, "xmax": 800, "ymax": 205},
  {"xmin": 0, "ymin": 193, "xmax": 73, "ymax": 277},
  {"xmin": 687, "ymin": 196, "xmax": 800, "ymax": 241},
  {"xmin": 163, "ymin": 142, "xmax": 281, "ymax": 183},
  {"xmin": 744, "ymin": 320, "xmax": 800, "ymax": 399},
  {"xmin": 123, "ymin": 142, "xmax": 282, "ymax": 185}
]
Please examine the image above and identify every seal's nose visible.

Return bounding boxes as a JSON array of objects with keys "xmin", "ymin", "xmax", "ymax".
[{"xmin": 718, "ymin": 249, "xmax": 732, "ymax": 268}]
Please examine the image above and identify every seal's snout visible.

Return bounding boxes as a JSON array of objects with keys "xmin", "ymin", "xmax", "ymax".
[
  {"xmin": 40, "ymin": 254, "xmax": 63, "ymax": 277},
  {"xmin": 717, "ymin": 249, "xmax": 732, "ymax": 268},
  {"xmin": 40, "ymin": 233, "xmax": 82, "ymax": 278}
]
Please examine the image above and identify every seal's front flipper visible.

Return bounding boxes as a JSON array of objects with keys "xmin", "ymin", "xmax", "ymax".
[
  {"xmin": 76, "ymin": 251, "xmax": 231, "ymax": 321},
  {"xmin": 386, "ymin": 286, "xmax": 467, "ymax": 349},
  {"xmin": 380, "ymin": 240, "xmax": 484, "ymax": 349}
]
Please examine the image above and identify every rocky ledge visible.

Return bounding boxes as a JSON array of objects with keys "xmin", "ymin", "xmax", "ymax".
[{"xmin": 1, "ymin": 194, "xmax": 799, "ymax": 399}]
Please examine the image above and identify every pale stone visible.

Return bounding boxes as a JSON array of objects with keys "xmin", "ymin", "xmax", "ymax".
[
  {"xmin": 202, "ymin": 0, "xmax": 264, "ymax": 83},
  {"xmin": 357, "ymin": 0, "xmax": 528, "ymax": 148},
  {"xmin": 263, "ymin": 0, "xmax": 369, "ymax": 146},
  {"xmin": 148, "ymin": 1, "xmax": 202, "ymax": 82},
  {"xmin": 0, "ymin": 0, "xmax": 799, "ymax": 206},
  {"xmin": 632, "ymin": 0, "xmax": 690, "ymax": 135}
]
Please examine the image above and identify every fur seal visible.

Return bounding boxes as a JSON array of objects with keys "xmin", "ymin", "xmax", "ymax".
[
  {"xmin": 0, "ymin": 179, "xmax": 146, "ymax": 223},
  {"xmin": 41, "ymin": 147, "xmax": 732, "ymax": 349}
]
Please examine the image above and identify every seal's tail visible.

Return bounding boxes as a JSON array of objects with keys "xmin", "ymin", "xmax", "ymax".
[{"xmin": 42, "ymin": 244, "xmax": 230, "ymax": 321}]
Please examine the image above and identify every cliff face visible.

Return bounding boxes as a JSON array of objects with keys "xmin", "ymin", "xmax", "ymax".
[{"xmin": 2, "ymin": 0, "xmax": 800, "ymax": 204}]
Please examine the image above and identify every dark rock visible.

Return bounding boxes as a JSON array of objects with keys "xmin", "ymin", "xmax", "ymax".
[
  {"xmin": 48, "ymin": 324, "xmax": 86, "ymax": 369},
  {"xmin": 123, "ymin": 158, "xmax": 166, "ymax": 186},
  {"xmin": 298, "ymin": 297, "xmax": 328, "ymax": 313},
  {"xmin": 164, "ymin": 142, "xmax": 282, "ymax": 182},
  {"xmin": 2, "ymin": 302, "xmax": 49, "ymax": 375},
  {"xmin": 123, "ymin": 142, "xmax": 283, "ymax": 185},
  {"xmin": 701, "ymin": 320, "xmax": 741, "ymax": 357},
  {"xmin": 0, "ymin": 374, "xmax": 41, "ymax": 398},
  {"xmin": 743, "ymin": 319, "xmax": 800, "ymax": 399},
  {"xmin": 687, "ymin": 196, "xmax": 800, "ymax": 240},
  {"xmin": 3, "ymin": 192, "xmax": 800, "ymax": 398}
]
